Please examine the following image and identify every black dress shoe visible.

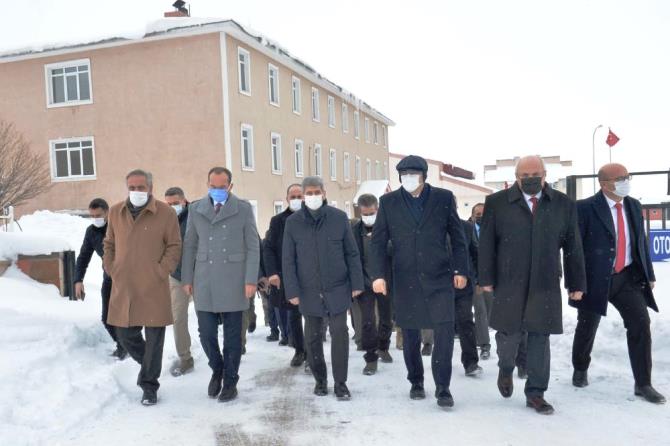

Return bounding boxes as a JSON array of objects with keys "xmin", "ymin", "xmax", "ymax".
[
  {"xmin": 363, "ymin": 361, "xmax": 378, "ymax": 376},
  {"xmin": 421, "ymin": 344, "xmax": 433, "ymax": 356},
  {"xmin": 279, "ymin": 337, "xmax": 289, "ymax": 346},
  {"xmin": 635, "ymin": 385, "xmax": 667, "ymax": 404},
  {"xmin": 266, "ymin": 332, "xmax": 279, "ymax": 342},
  {"xmin": 465, "ymin": 363, "xmax": 483, "ymax": 377},
  {"xmin": 334, "ymin": 382, "xmax": 351, "ymax": 400},
  {"xmin": 517, "ymin": 366, "xmax": 528, "ymax": 379},
  {"xmin": 218, "ymin": 385, "xmax": 238, "ymax": 402},
  {"xmin": 497, "ymin": 370, "xmax": 513, "ymax": 398},
  {"xmin": 480, "ymin": 345, "xmax": 491, "ymax": 360},
  {"xmin": 314, "ymin": 380, "xmax": 328, "ymax": 396},
  {"xmin": 572, "ymin": 370, "xmax": 589, "ymax": 388},
  {"xmin": 208, "ymin": 371, "xmax": 223, "ymax": 398},
  {"xmin": 290, "ymin": 351, "xmax": 306, "ymax": 367},
  {"xmin": 526, "ymin": 396, "xmax": 555, "ymax": 415},
  {"xmin": 111, "ymin": 345, "xmax": 128, "ymax": 360},
  {"xmin": 378, "ymin": 350, "xmax": 393, "ymax": 363},
  {"xmin": 141, "ymin": 389, "xmax": 157, "ymax": 406},
  {"xmin": 435, "ymin": 386, "xmax": 454, "ymax": 408},
  {"xmin": 410, "ymin": 383, "xmax": 426, "ymax": 400}
]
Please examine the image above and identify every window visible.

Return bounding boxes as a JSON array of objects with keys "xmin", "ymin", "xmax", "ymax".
[
  {"xmin": 314, "ymin": 144, "xmax": 322, "ymax": 177},
  {"xmin": 271, "ymin": 132, "xmax": 282, "ymax": 174},
  {"xmin": 364, "ymin": 117, "xmax": 370, "ymax": 143},
  {"xmin": 249, "ymin": 200, "xmax": 258, "ymax": 224},
  {"xmin": 373, "ymin": 122, "xmax": 379, "ymax": 145},
  {"xmin": 50, "ymin": 137, "xmax": 96, "ymax": 180},
  {"xmin": 355, "ymin": 156, "xmax": 361, "ymax": 184},
  {"xmin": 383, "ymin": 161, "xmax": 388, "ymax": 179},
  {"xmin": 45, "ymin": 59, "xmax": 92, "ymax": 107},
  {"xmin": 330, "ymin": 201, "xmax": 338, "ymax": 209},
  {"xmin": 342, "ymin": 104, "xmax": 349, "ymax": 133},
  {"xmin": 382, "ymin": 125, "xmax": 387, "ymax": 147},
  {"xmin": 353, "ymin": 110, "xmax": 360, "ymax": 139},
  {"xmin": 344, "ymin": 201, "xmax": 352, "ymax": 218},
  {"xmin": 294, "ymin": 139, "xmax": 304, "ymax": 177},
  {"xmin": 274, "ymin": 201, "xmax": 284, "ymax": 215},
  {"xmin": 375, "ymin": 160, "xmax": 381, "ymax": 179},
  {"xmin": 241, "ymin": 124, "xmax": 254, "ymax": 170},
  {"xmin": 343, "ymin": 152, "xmax": 351, "ymax": 182},
  {"xmin": 292, "ymin": 76, "xmax": 301, "ymax": 114},
  {"xmin": 329, "ymin": 148, "xmax": 337, "ymax": 180},
  {"xmin": 366, "ymin": 158, "xmax": 372, "ymax": 180},
  {"xmin": 328, "ymin": 96, "xmax": 335, "ymax": 128},
  {"xmin": 268, "ymin": 64, "xmax": 279, "ymax": 105},
  {"xmin": 238, "ymin": 47, "xmax": 251, "ymax": 94},
  {"xmin": 311, "ymin": 87, "xmax": 320, "ymax": 122}
]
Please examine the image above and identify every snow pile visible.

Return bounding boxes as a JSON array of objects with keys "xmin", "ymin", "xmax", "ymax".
[{"xmin": 0, "ymin": 233, "xmax": 71, "ymax": 261}]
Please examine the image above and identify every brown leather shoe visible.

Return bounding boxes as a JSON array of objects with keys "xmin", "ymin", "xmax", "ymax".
[
  {"xmin": 497, "ymin": 370, "xmax": 513, "ymax": 398},
  {"xmin": 526, "ymin": 396, "xmax": 555, "ymax": 415}
]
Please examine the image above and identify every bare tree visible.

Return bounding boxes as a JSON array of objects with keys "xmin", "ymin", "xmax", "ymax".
[{"xmin": 0, "ymin": 120, "xmax": 51, "ymax": 209}]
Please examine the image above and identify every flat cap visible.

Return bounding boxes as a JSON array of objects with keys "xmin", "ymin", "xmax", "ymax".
[{"xmin": 396, "ymin": 155, "xmax": 428, "ymax": 174}]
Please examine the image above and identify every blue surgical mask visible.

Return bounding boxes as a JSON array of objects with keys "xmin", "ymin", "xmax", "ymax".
[
  {"xmin": 209, "ymin": 188, "xmax": 229, "ymax": 203},
  {"xmin": 171, "ymin": 204, "xmax": 183, "ymax": 215}
]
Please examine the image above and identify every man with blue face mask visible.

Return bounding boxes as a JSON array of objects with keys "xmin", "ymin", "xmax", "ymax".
[
  {"xmin": 181, "ymin": 167, "xmax": 260, "ymax": 403},
  {"xmin": 571, "ymin": 163, "xmax": 664, "ymax": 404}
]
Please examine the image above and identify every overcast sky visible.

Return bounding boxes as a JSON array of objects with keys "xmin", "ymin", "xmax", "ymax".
[{"xmin": 1, "ymin": 0, "xmax": 669, "ymax": 196}]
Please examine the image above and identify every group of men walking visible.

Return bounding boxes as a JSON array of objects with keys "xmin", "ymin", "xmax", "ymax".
[{"xmin": 73, "ymin": 154, "xmax": 664, "ymax": 413}]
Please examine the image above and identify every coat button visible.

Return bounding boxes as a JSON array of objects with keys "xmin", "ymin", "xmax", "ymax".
[
  {"xmin": 209, "ymin": 260, "xmax": 213, "ymax": 264},
  {"xmin": 223, "ymin": 225, "xmax": 227, "ymax": 228},
  {"xmin": 209, "ymin": 237, "xmax": 213, "ymax": 241},
  {"xmin": 223, "ymin": 249, "xmax": 226, "ymax": 252}
]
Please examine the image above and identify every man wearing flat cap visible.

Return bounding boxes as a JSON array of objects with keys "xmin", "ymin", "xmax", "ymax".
[{"xmin": 369, "ymin": 155, "xmax": 469, "ymax": 408}]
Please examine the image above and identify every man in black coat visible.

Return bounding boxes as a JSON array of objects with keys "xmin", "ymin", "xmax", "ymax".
[
  {"xmin": 352, "ymin": 194, "xmax": 394, "ymax": 376},
  {"xmin": 571, "ymin": 163, "xmax": 664, "ymax": 404},
  {"xmin": 282, "ymin": 176, "xmax": 364, "ymax": 400},
  {"xmin": 74, "ymin": 198, "xmax": 127, "ymax": 360},
  {"xmin": 370, "ymin": 155, "xmax": 469, "ymax": 408},
  {"xmin": 263, "ymin": 183, "xmax": 306, "ymax": 367},
  {"xmin": 478, "ymin": 155, "xmax": 586, "ymax": 415}
]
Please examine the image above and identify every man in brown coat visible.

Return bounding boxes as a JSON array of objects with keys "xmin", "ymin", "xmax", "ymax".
[{"xmin": 103, "ymin": 169, "xmax": 182, "ymax": 406}]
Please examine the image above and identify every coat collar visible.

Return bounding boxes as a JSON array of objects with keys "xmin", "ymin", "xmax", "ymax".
[
  {"xmin": 194, "ymin": 193, "xmax": 240, "ymax": 223},
  {"xmin": 507, "ymin": 182, "xmax": 554, "ymax": 215},
  {"xmin": 120, "ymin": 195, "xmax": 158, "ymax": 224},
  {"xmin": 593, "ymin": 190, "xmax": 616, "ymax": 239}
]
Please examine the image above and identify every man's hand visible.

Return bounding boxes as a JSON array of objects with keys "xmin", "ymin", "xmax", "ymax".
[
  {"xmin": 481, "ymin": 285, "xmax": 494, "ymax": 293},
  {"xmin": 245, "ymin": 284, "xmax": 257, "ymax": 299},
  {"xmin": 268, "ymin": 274, "xmax": 281, "ymax": 288},
  {"xmin": 453, "ymin": 275, "xmax": 468, "ymax": 290},
  {"xmin": 182, "ymin": 284, "xmax": 193, "ymax": 296},
  {"xmin": 258, "ymin": 277, "xmax": 270, "ymax": 293},
  {"xmin": 373, "ymin": 278, "xmax": 387, "ymax": 296},
  {"xmin": 289, "ymin": 297, "xmax": 300, "ymax": 305},
  {"xmin": 74, "ymin": 282, "xmax": 85, "ymax": 300},
  {"xmin": 569, "ymin": 291, "xmax": 584, "ymax": 301},
  {"xmin": 352, "ymin": 290, "xmax": 363, "ymax": 298}
]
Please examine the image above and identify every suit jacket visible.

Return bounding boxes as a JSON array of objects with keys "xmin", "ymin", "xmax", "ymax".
[
  {"xmin": 369, "ymin": 183, "xmax": 469, "ymax": 329},
  {"xmin": 570, "ymin": 190, "xmax": 657, "ymax": 316},
  {"xmin": 181, "ymin": 194, "xmax": 260, "ymax": 313},
  {"xmin": 478, "ymin": 183, "xmax": 586, "ymax": 334},
  {"xmin": 263, "ymin": 208, "xmax": 298, "ymax": 308}
]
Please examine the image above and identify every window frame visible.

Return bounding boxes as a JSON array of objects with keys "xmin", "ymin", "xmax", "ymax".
[
  {"xmin": 241, "ymin": 123, "xmax": 255, "ymax": 171},
  {"xmin": 49, "ymin": 136, "xmax": 97, "ymax": 181},
  {"xmin": 237, "ymin": 47, "xmax": 251, "ymax": 96},
  {"xmin": 364, "ymin": 117, "xmax": 370, "ymax": 143},
  {"xmin": 342, "ymin": 104, "xmax": 349, "ymax": 133},
  {"xmin": 373, "ymin": 122, "xmax": 379, "ymax": 145},
  {"xmin": 344, "ymin": 201, "xmax": 352, "ymax": 218},
  {"xmin": 311, "ymin": 87, "xmax": 320, "ymax": 122},
  {"xmin": 327, "ymin": 95, "xmax": 336, "ymax": 128},
  {"xmin": 44, "ymin": 58, "xmax": 93, "ymax": 108},
  {"xmin": 343, "ymin": 152, "xmax": 351, "ymax": 182},
  {"xmin": 273, "ymin": 201, "xmax": 284, "ymax": 215},
  {"xmin": 366, "ymin": 158, "xmax": 372, "ymax": 180},
  {"xmin": 294, "ymin": 139, "xmax": 304, "ymax": 177},
  {"xmin": 291, "ymin": 76, "xmax": 301, "ymax": 115},
  {"xmin": 329, "ymin": 148, "xmax": 337, "ymax": 181},
  {"xmin": 270, "ymin": 132, "xmax": 282, "ymax": 175},
  {"xmin": 353, "ymin": 110, "xmax": 360, "ymax": 140},
  {"xmin": 355, "ymin": 155, "xmax": 361, "ymax": 185},
  {"xmin": 268, "ymin": 63, "xmax": 280, "ymax": 106},
  {"xmin": 314, "ymin": 144, "xmax": 322, "ymax": 177}
]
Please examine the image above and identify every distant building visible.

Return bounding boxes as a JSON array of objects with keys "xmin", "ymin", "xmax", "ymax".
[{"xmin": 483, "ymin": 155, "xmax": 577, "ymax": 194}]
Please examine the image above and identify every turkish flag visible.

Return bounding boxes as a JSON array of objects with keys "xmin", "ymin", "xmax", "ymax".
[{"xmin": 606, "ymin": 129, "xmax": 620, "ymax": 147}]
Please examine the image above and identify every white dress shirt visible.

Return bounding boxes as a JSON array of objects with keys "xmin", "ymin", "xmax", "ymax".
[
  {"xmin": 604, "ymin": 194, "xmax": 632, "ymax": 269},
  {"xmin": 522, "ymin": 191, "xmax": 542, "ymax": 212}
]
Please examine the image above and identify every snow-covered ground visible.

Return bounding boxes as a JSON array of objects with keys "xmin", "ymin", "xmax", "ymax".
[{"xmin": 1, "ymin": 211, "xmax": 669, "ymax": 446}]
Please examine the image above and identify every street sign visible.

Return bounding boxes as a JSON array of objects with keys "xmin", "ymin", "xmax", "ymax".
[{"xmin": 650, "ymin": 230, "xmax": 670, "ymax": 262}]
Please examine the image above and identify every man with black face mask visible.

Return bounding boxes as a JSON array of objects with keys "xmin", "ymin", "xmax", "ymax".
[{"xmin": 478, "ymin": 155, "xmax": 586, "ymax": 415}]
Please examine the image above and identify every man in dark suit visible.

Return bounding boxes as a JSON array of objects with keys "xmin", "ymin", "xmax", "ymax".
[
  {"xmin": 263, "ymin": 183, "xmax": 306, "ymax": 368},
  {"xmin": 479, "ymin": 155, "xmax": 586, "ymax": 415},
  {"xmin": 370, "ymin": 155, "xmax": 469, "ymax": 408},
  {"xmin": 571, "ymin": 163, "xmax": 665, "ymax": 404}
]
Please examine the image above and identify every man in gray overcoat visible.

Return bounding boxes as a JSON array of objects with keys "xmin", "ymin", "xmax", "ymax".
[{"xmin": 181, "ymin": 167, "xmax": 260, "ymax": 403}]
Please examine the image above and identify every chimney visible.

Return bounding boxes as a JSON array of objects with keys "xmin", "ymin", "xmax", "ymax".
[{"xmin": 165, "ymin": 0, "xmax": 189, "ymax": 17}]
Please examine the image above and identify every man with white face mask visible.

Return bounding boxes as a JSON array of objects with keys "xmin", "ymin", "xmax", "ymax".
[
  {"xmin": 351, "ymin": 193, "xmax": 394, "ymax": 375},
  {"xmin": 282, "ymin": 176, "xmax": 364, "ymax": 400},
  {"xmin": 104, "ymin": 169, "xmax": 182, "ymax": 406},
  {"xmin": 571, "ymin": 163, "xmax": 664, "ymax": 404},
  {"xmin": 74, "ymin": 198, "xmax": 127, "ymax": 360}
]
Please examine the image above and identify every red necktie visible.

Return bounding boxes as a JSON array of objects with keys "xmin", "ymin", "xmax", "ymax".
[
  {"xmin": 530, "ymin": 196, "xmax": 538, "ymax": 216},
  {"xmin": 215, "ymin": 203, "xmax": 222, "ymax": 214},
  {"xmin": 614, "ymin": 202, "xmax": 626, "ymax": 273}
]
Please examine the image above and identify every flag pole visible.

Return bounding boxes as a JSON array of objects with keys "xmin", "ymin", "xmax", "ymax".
[{"xmin": 592, "ymin": 124, "xmax": 603, "ymax": 194}]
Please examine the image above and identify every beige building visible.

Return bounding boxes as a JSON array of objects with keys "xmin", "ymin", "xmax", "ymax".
[
  {"xmin": 0, "ymin": 18, "xmax": 393, "ymax": 233},
  {"xmin": 388, "ymin": 153, "xmax": 495, "ymax": 219},
  {"xmin": 483, "ymin": 155, "xmax": 577, "ymax": 194}
]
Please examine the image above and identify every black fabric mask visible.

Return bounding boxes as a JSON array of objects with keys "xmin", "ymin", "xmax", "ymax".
[
  {"xmin": 520, "ymin": 177, "xmax": 543, "ymax": 195},
  {"xmin": 474, "ymin": 217, "xmax": 482, "ymax": 225}
]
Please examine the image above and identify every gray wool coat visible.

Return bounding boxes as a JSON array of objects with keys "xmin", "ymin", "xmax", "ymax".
[{"xmin": 181, "ymin": 194, "xmax": 260, "ymax": 313}]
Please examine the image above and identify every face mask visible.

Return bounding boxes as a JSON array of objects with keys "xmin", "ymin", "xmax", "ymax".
[
  {"xmin": 209, "ymin": 188, "xmax": 229, "ymax": 203},
  {"xmin": 520, "ymin": 177, "xmax": 543, "ymax": 195},
  {"xmin": 474, "ymin": 217, "xmax": 482, "ymax": 226},
  {"xmin": 92, "ymin": 218, "xmax": 106, "ymax": 228},
  {"xmin": 129, "ymin": 191, "xmax": 149, "ymax": 207},
  {"xmin": 401, "ymin": 174, "xmax": 421, "ymax": 193},
  {"xmin": 171, "ymin": 204, "xmax": 183, "ymax": 215},
  {"xmin": 613, "ymin": 179, "xmax": 631, "ymax": 198},
  {"xmin": 362, "ymin": 214, "xmax": 377, "ymax": 227},
  {"xmin": 304, "ymin": 195, "xmax": 323, "ymax": 211},
  {"xmin": 288, "ymin": 199, "xmax": 302, "ymax": 212}
]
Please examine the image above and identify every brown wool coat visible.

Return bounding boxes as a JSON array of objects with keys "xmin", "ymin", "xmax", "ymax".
[{"xmin": 103, "ymin": 197, "xmax": 182, "ymax": 327}]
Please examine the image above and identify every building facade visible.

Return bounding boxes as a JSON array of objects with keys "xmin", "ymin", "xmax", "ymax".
[
  {"xmin": 483, "ymin": 155, "xmax": 576, "ymax": 194},
  {"xmin": 0, "ymin": 19, "xmax": 393, "ymax": 233}
]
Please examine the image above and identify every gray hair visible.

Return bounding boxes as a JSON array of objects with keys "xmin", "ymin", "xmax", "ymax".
[
  {"xmin": 357, "ymin": 193, "xmax": 378, "ymax": 208},
  {"xmin": 126, "ymin": 169, "xmax": 153, "ymax": 187},
  {"xmin": 302, "ymin": 176, "xmax": 324, "ymax": 191}
]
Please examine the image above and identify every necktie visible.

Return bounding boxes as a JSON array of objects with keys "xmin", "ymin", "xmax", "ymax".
[
  {"xmin": 215, "ymin": 203, "xmax": 222, "ymax": 214},
  {"xmin": 530, "ymin": 196, "xmax": 539, "ymax": 216},
  {"xmin": 614, "ymin": 202, "xmax": 626, "ymax": 273}
]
